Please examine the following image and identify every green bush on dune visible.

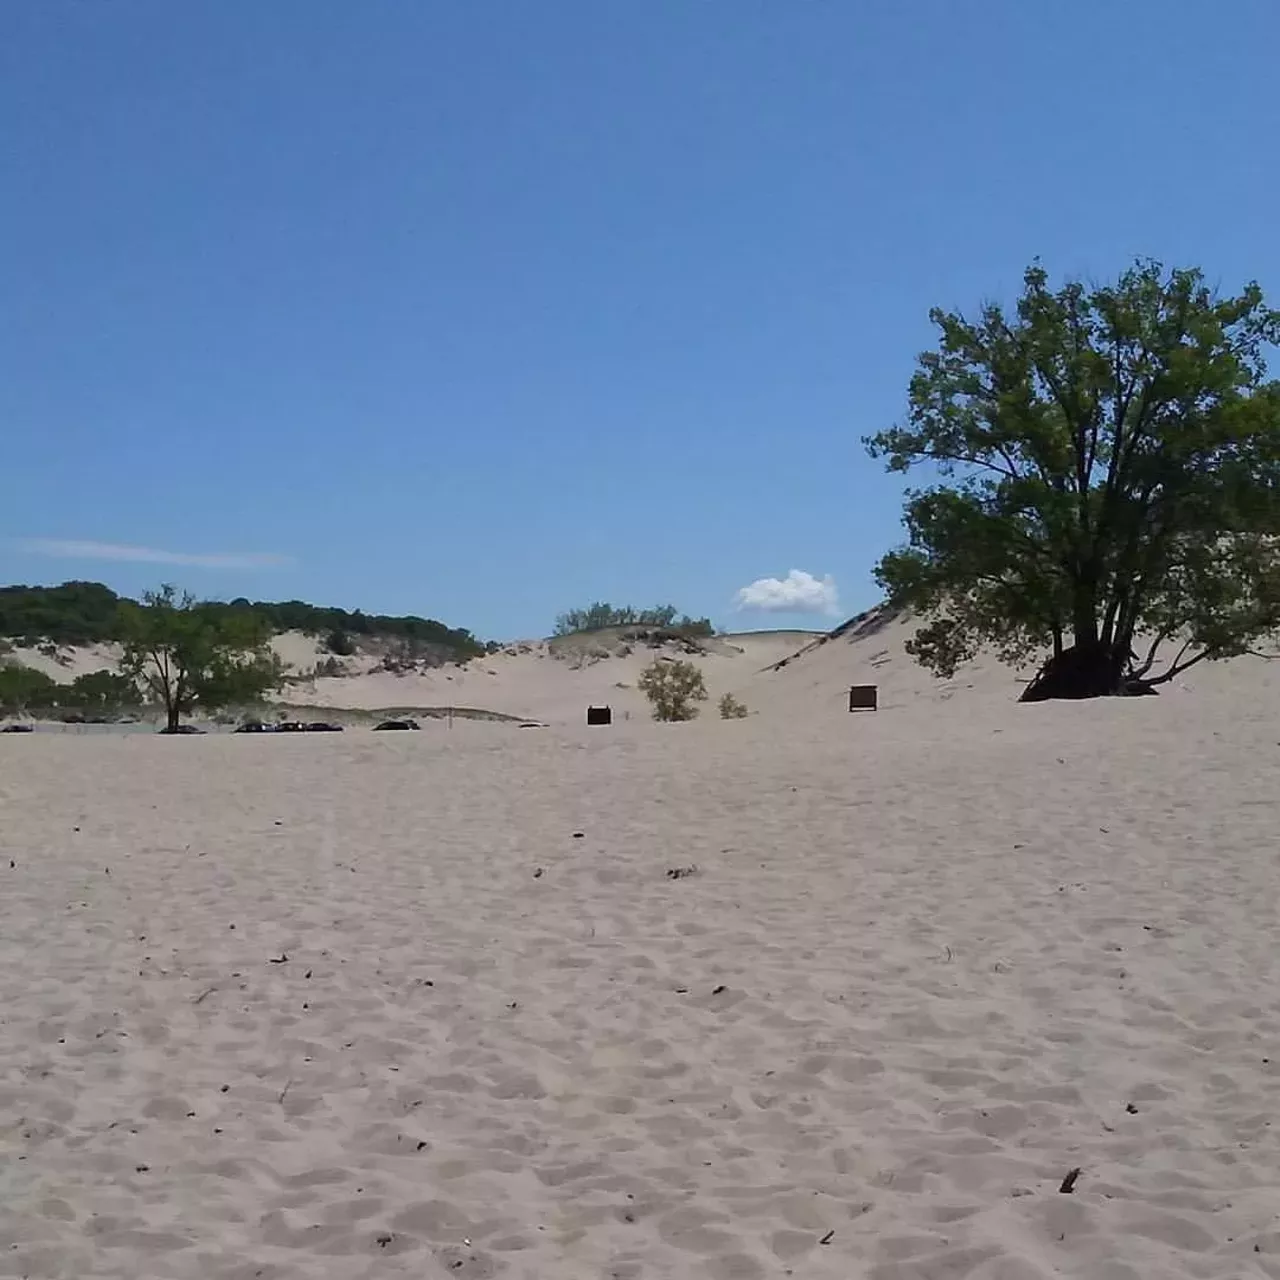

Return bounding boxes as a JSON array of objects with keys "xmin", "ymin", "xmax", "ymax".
[
  {"xmin": 64, "ymin": 670, "xmax": 141, "ymax": 713},
  {"xmin": 0, "ymin": 663, "xmax": 145, "ymax": 717},
  {"xmin": 554, "ymin": 602, "xmax": 714, "ymax": 638},
  {"xmin": 639, "ymin": 657, "xmax": 708, "ymax": 722},
  {"xmin": 323, "ymin": 628, "xmax": 357, "ymax": 656},
  {"xmin": 0, "ymin": 663, "xmax": 59, "ymax": 714}
]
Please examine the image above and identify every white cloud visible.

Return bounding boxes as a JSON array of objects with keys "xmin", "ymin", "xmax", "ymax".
[
  {"xmin": 18, "ymin": 539, "xmax": 293, "ymax": 570},
  {"xmin": 734, "ymin": 569, "xmax": 840, "ymax": 616}
]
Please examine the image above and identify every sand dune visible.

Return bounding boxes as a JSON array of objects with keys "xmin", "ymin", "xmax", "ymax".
[
  {"xmin": 3, "ymin": 640, "xmax": 1280, "ymax": 1277},
  {"xmin": 7, "ymin": 613, "xmax": 1262, "ymax": 729},
  {"xmin": 272, "ymin": 612, "xmax": 1041, "ymax": 725},
  {"xmin": 6, "ymin": 642, "xmax": 124, "ymax": 684},
  {"xmin": 278, "ymin": 629, "xmax": 826, "ymax": 725},
  {"xmin": 7, "ymin": 629, "xmax": 828, "ymax": 727},
  {"xmin": 6, "ymin": 604, "xmax": 1114, "ymax": 728}
]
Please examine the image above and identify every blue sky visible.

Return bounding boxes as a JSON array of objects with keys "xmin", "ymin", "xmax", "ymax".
[{"xmin": 4, "ymin": 1, "xmax": 1277, "ymax": 641}]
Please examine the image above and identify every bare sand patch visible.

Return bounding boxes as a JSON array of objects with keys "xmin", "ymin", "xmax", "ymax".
[{"xmin": 2, "ymin": 676, "xmax": 1279, "ymax": 1277}]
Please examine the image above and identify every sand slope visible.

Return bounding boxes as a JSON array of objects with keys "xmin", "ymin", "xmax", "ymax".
[
  {"xmin": 6, "ymin": 614, "xmax": 1266, "ymax": 730},
  {"xmin": 4, "ymin": 655, "xmax": 1280, "ymax": 1278},
  {"xmin": 5, "ymin": 642, "xmax": 123, "ymax": 684},
  {"xmin": 6, "ymin": 630, "xmax": 827, "ymax": 726},
  {"xmin": 276, "ymin": 630, "xmax": 825, "ymax": 725}
]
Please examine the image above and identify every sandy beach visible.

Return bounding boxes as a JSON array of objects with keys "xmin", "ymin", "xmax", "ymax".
[{"xmin": 4, "ymin": 657, "xmax": 1280, "ymax": 1279}]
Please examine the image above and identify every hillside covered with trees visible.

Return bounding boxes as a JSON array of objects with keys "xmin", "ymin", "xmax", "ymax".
[{"xmin": 0, "ymin": 581, "xmax": 486, "ymax": 660}]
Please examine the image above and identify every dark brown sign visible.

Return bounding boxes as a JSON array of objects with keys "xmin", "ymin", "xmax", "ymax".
[{"xmin": 848, "ymin": 685, "xmax": 877, "ymax": 712}]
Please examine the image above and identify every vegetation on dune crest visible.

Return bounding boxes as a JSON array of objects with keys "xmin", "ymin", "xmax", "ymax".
[
  {"xmin": 118, "ymin": 586, "xmax": 283, "ymax": 732},
  {"xmin": 867, "ymin": 260, "xmax": 1280, "ymax": 700},
  {"xmin": 0, "ymin": 581, "xmax": 122, "ymax": 646},
  {"xmin": 718, "ymin": 692, "xmax": 749, "ymax": 719},
  {"xmin": 638, "ymin": 657, "xmax": 708, "ymax": 722},
  {"xmin": 0, "ymin": 582, "xmax": 485, "ymax": 661},
  {"xmin": 554, "ymin": 602, "xmax": 714, "ymax": 638},
  {"xmin": 323, "ymin": 628, "xmax": 357, "ymax": 656}
]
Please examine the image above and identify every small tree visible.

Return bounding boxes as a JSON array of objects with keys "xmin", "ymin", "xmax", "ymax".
[
  {"xmin": 638, "ymin": 657, "xmax": 708, "ymax": 721},
  {"xmin": 118, "ymin": 585, "xmax": 282, "ymax": 731},
  {"xmin": 718, "ymin": 692, "xmax": 749, "ymax": 719},
  {"xmin": 867, "ymin": 260, "xmax": 1280, "ymax": 699}
]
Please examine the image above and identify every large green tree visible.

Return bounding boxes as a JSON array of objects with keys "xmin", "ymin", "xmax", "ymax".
[
  {"xmin": 867, "ymin": 261, "xmax": 1280, "ymax": 699},
  {"xmin": 118, "ymin": 586, "xmax": 282, "ymax": 731}
]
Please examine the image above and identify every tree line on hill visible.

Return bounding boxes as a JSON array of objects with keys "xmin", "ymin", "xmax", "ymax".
[
  {"xmin": 0, "ymin": 582, "xmax": 489, "ymax": 730},
  {"xmin": 0, "ymin": 581, "xmax": 485, "ymax": 659}
]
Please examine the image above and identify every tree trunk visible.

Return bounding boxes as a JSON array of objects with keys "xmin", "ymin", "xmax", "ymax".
[
  {"xmin": 1019, "ymin": 641, "xmax": 1131, "ymax": 702},
  {"xmin": 167, "ymin": 669, "xmax": 187, "ymax": 733},
  {"xmin": 1070, "ymin": 570, "xmax": 1100, "ymax": 650},
  {"xmin": 1020, "ymin": 570, "xmax": 1148, "ymax": 702}
]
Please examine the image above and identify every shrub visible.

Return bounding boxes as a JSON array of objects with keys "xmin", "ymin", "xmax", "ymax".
[
  {"xmin": 324, "ymin": 628, "xmax": 356, "ymax": 656},
  {"xmin": 637, "ymin": 657, "xmax": 708, "ymax": 722},
  {"xmin": 65, "ymin": 669, "xmax": 141, "ymax": 712},
  {"xmin": 0, "ymin": 662, "xmax": 59, "ymax": 713},
  {"xmin": 718, "ymin": 693, "xmax": 749, "ymax": 719}
]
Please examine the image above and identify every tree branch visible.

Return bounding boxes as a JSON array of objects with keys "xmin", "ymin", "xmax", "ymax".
[
  {"xmin": 920, "ymin": 447, "xmax": 1022, "ymax": 481},
  {"xmin": 1144, "ymin": 644, "xmax": 1214, "ymax": 686},
  {"xmin": 1129, "ymin": 628, "xmax": 1175, "ymax": 679}
]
